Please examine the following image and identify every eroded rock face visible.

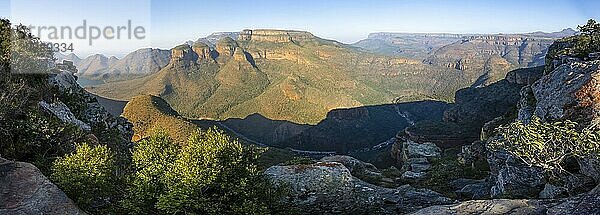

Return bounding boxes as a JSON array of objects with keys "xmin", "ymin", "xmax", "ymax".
[
  {"xmin": 530, "ymin": 60, "xmax": 600, "ymax": 125},
  {"xmin": 39, "ymin": 101, "xmax": 91, "ymax": 131},
  {"xmin": 215, "ymin": 37, "xmax": 238, "ymax": 57},
  {"xmin": 0, "ymin": 158, "xmax": 85, "ymax": 215},
  {"xmin": 238, "ymin": 29, "xmax": 315, "ymax": 43},
  {"xmin": 264, "ymin": 161, "xmax": 454, "ymax": 214},
  {"xmin": 171, "ymin": 45, "xmax": 198, "ymax": 62},
  {"xmin": 192, "ymin": 42, "xmax": 213, "ymax": 60}
]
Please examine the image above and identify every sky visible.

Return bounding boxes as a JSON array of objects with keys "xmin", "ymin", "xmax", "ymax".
[{"xmin": 0, "ymin": 0, "xmax": 599, "ymax": 57}]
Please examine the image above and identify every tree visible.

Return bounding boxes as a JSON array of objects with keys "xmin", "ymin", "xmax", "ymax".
[
  {"xmin": 578, "ymin": 19, "xmax": 600, "ymax": 36},
  {"xmin": 51, "ymin": 143, "xmax": 117, "ymax": 212},
  {"xmin": 571, "ymin": 19, "xmax": 600, "ymax": 58},
  {"xmin": 123, "ymin": 130, "xmax": 180, "ymax": 214}
]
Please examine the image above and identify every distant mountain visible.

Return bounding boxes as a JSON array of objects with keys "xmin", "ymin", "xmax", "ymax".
[
  {"xmin": 88, "ymin": 29, "xmax": 468, "ymax": 124},
  {"xmin": 76, "ymin": 54, "xmax": 114, "ymax": 76},
  {"xmin": 196, "ymin": 32, "xmax": 240, "ymax": 47},
  {"xmin": 102, "ymin": 48, "xmax": 171, "ymax": 79},
  {"xmin": 522, "ymin": 28, "xmax": 578, "ymax": 38},
  {"xmin": 54, "ymin": 52, "xmax": 82, "ymax": 64},
  {"xmin": 353, "ymin": 33, "xmax": 467, "ymax": 59},
  {"xmin": 57, "ymin": 49, "xmax": 170, "ymax": 81},
  {"xmin": 354, "ymin": 29, "xmax": 576, "ymax": 86}
]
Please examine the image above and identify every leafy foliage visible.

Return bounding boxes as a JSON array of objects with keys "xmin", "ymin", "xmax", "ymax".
[
  {"xmin": 124, "ymin": 128, "xmax": 283, "ymax": 214},
  {"xmin": 488, "ymin": 117, "xmax": 600, "ymax": 171},
  {"xmin": 0, "ymin": 19, "xmax": 89, "ymax": 170},
  {"xmin": 51, "ymin": 143, "xmax": 118, "ymax": 212},
  {"xmin": 571, "ymin": 19, "xmax": 600, "ymax": 58},
  {"xmin": 122, "ymin": 130, "xmax": 179, "ymax": 214}
]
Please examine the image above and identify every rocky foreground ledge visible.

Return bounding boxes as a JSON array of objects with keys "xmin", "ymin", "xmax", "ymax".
[
  {"xmin": 0, "ymin": 158, "xmax": 85, "ymax": 215},
  {"xmin": 264, "ymin": 159, "xmax": 455, "ymax": 214},
  {"xmin": 265, "ymin": 157, "xmax": 600, "ymax": 215}
]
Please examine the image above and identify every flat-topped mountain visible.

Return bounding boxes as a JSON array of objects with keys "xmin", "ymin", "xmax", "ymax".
[
  {"xmin": 88, "ymin": 29, "xmax": 467, "ymax": 124},
  {"xmin": 355, "ymin": 29, "xmax": 576, "ymax": 86},
  {"xmin": 238, "ymin": 29, "xmax": 317, "ymax": 43}
]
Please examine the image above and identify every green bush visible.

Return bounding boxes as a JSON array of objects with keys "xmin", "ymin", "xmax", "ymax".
[
  {"xmin": 51, "ymin": 143, "xmax": 117, "ymax": 212},
  {"xmin": 122, "ymin": 130, "xmax": 179, "ymax": 214},
  {"xmin": 488, "ymin": 117, "xmax": 600, "ymax": 171},
  {"xmin": 125, "ymin": 128, "xmax": 282, "ymax": 214}
]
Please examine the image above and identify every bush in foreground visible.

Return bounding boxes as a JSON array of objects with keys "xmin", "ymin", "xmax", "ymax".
[
  {"xmin": 51, "ymin": 143, "xmax": 117, "ymax": 212},
  {"xmin": 488, "ymin": 117, "xmax": 600, "ymax": 172},
  {"xmin": 124, "ymin": 128, "xmax": 282, "ymax": 214}
]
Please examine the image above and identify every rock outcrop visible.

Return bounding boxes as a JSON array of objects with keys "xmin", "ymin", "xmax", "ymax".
[
  {"xmin": 530, "ymin": 60, "xmax": 600, "ymax": 125},
  {"xmin": 215, "ymin": 37, "xmax": 238, "ymax": 57},
  {"xmin": 192, "ymin": 42, "xmax": 213, "ymax": 60},
  {"xmin": 47, "ymin": 70, "xmax": 133, "ymax": 142},
  {"xmin": 412, "ymin": 184, "xmax": 600, "ymax": 215},
  {"xmin": 264, "ymin": 161, "xmax": 454, "ymax": 214},
  {"xmin": 399, "ymin": 141, "xmax": 442, "ymax": 182},
  {"xmin": 171, "ymin": 44, "xmax": 198, "ymax": 62},
  {"xmin": 0, "ymin": 157, "xmax": 85, "ymax": 215}
]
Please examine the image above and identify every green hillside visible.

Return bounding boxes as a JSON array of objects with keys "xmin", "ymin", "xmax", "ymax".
[{"xmin": 89, "ymin": 30, "xmax": 469, "ymax": 124}]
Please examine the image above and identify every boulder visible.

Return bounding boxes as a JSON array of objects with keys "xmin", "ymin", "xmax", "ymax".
[
  {"xmin": 456, "ymin": 182, "xmax": 491, "ymax": 200},
  {"xmin": 264, "ymin": 161, "xmax": 454, "ymax": 214},
  {"xmin": 491, "ymin": 164, "xmax": 546, "ymax": 198},
  {"xmin": 403, "ymin": 141, "xmax": 441, "ymax": 158},
  {"xmin": 0, "ymin": 158, "xmax": 85, "ymax": 215},
  {"xmin": 539, "ymin": 184, "xmax": 568, "ymax": 199},
  {"xmin": 408, "ymin": 158, "xmax": 431, "ymax": 172},
  {"xmin": 578, "ymin": 155, "xmax": 600, "ymax": 183},
  {"xmin": 320, "ymin": 155, "xmax": 380, "ymax": 176},
  {"xmin": 487, "ymin": 151, "xmax": 546, "ymax": 198},
  {"xmin": 401, "ymin": 171, "xmax": 426, "ymax": 181},
  {"xmin": 410, "ymin": 199, "xmax": 550, "ymax": 215}
]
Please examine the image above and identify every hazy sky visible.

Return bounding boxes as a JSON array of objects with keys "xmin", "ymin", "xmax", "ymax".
[{"xmin": 1, "ymin": 0, "xmax": 599, "ymax": 57}]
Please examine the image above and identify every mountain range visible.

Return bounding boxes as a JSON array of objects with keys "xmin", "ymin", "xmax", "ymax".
[{"xmin": 79, "ymin": 29, "xmax": 574, "ymax": 126}]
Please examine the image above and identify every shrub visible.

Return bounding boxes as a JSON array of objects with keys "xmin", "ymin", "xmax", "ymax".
[
  {"xmin": 488, "ymin": 117, "xmax": 600, "ymax": 171},
  {"xmin": 125, "ymin": 128, "xmax": 282, "ymax": 214},
  {"xmin": 51, "ymin": 143, "xmax": 117, "ymax": 212}
]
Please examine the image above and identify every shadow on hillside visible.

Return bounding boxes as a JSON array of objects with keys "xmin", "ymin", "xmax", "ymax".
[
  {"xmin": 94, "ymin": 93, "xmax": 451, "ymax": 165},
  {"xmin": 217, "ymin": 100, "xmax": 451, "ymax": 154}
]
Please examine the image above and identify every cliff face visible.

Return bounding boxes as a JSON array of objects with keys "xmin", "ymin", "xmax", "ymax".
[
  {"xmin": 424, "ymin": 35, "xmax": 555, "ymax": 86},
  {"xmin": 238, "ymin": 29, "xmax": 316, "ymax": 43},
  {"xmin": 529, "ymin": 60, "xmax": 600, "ymax": 125}
]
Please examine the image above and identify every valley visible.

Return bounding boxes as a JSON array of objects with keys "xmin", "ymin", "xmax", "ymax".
[{"xmin": 76, "ymin": 28, "xmax": 572, "ymax": 161}]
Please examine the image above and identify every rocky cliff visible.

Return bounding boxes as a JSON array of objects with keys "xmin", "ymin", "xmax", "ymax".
[{"xmin": 239, "ymin": 29, "xmax": 316, "ymax": 43}]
